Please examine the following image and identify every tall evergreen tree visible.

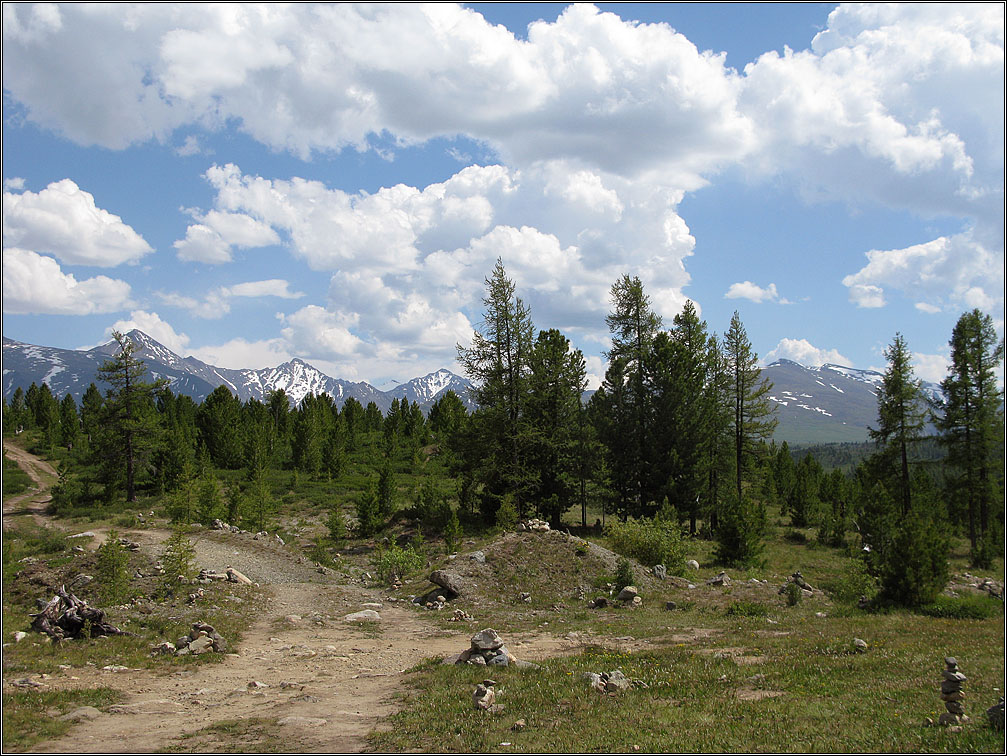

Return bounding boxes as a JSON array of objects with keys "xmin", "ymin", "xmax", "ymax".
[
  {"xmin": 197, "ymin": 385, "xmax": 244, "ymax": 469},
  {"xmin": 95, "ymin": 331, "xmax": 165, "ymax": 502},
  {"xmin": 724, "ymin": 311, "xmax": 777, "ymax": 500},
  {"xmin": 869, "ymin": 333, "xmax": 927, "ymax": 517},
  {"xmin": 526, "ymin": 328, "xmax": 587, "ymax": 526},
  {"xmin": 701, "ymin": 333, "xmax": 733, "ymax": 532},
  {"xmin": 456, "ymin": 259, "xmax": 535, "ymax": 520},
  {"xmin": 937, "ymin": 309, "xmax": 1005, "ymax": 565},
  {"xmin": 58, "ymin": 393, "xmax": 80, "ymax": 450},
  {"xmin": 604, "ymin": 275, "xmax": 662, "ymax": 514}
]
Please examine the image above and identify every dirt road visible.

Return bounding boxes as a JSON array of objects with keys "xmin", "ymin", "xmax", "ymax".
[
  {"xmin": 3, "ymin": 439, "xmax": 58, "ymax": 527},
  {"xmin": 4, "ymin": 444, "xmax": 585, "ymax": 753}
]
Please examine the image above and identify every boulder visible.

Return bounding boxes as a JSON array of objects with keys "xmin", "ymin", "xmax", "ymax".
[
  {"xmin": 853, "ymin": 638, "xmax": 868, "ymax": 653},
  {"xmin": 617, "ymin": 586, "xmax": 639, "ymax": 602},
  {"xmin": 226, "ymin": 567, "xmax": 253, "ymax": 585},
  {"xmin": 987, "ymin": 697, "xmax": 1005, "ymax": 732},
  {"xmin": 470, "ymin": 628, "xmax": 505, "ymax": 651},
  {"xmin": 685, "ymin": 560, "xmax": 700, "ymax": 571},
  {"xmin": 652, "ymin": 564, "xmax": 667, "ymax": 580},
  {"xmin": 429, "ymin": 570, "xmax": 464, "ymax": 596},
  {"xmin": 472, "ymin": 681, "xmax": 496, "ymax": 710},
  {"xmin": 188, "ymin": 636, "xmax": 214, "ymax": 655},
  {"xmin": 344, "ymin": 610, "xmax": 381, "ymax": 622},
  {"xmin": 707, "ymin": 571, "xmax": 731, "ymax": 587}
]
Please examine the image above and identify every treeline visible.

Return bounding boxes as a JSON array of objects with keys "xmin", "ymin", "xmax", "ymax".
[{"xmin": 3, "ymin": 263, "xmax": 1003, "ymax": 604}]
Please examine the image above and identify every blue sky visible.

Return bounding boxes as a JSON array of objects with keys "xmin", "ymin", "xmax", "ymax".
[{"xmin": 3, "ymin": 3, "xmax": 1003, "ymax": 388}]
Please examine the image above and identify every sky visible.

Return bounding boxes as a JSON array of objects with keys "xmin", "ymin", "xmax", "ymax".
[{"xmin": 2, "ymin": 3, "xmax": 1004, "ymax": 390}]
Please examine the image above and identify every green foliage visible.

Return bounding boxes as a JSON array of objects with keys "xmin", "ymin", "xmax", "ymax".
[
  {"xmin": 822, "ymin": 559, "xmax": 878, "ymax": 605},
  {"xmin": 326, "ymin": 502, "xmax": 347, "ymax": 543},
  {"xmin": 783, "ymin": 582, "xmax": 803, "ymax": 607},
  {"xmin": 196, "ymin": 472, "xmax": 223, "ymax": 523},
  {"xmin": 368, "ymin": 542, "xmax": 426, "ymax": 585},
  {"xmin": 495, "ymin": 493, "xmax": 518, "ymax": 530},
  {"xmin": 613, "ymin": 556, "xmax": 635, "ymax": 592},
  {"xmin": 377, "ymin": 464, "xmax": 396, "ymax": 518},
  {"xmin": 355, "ymin": 483, "xmax": 383, "ymax": 537},
  {"xmin": 95, "ymin": 529, "xmax": 131, "ymax": 605},
  {"xmin": 714, "ymin": 493, "xmax": 766, "ymax": 567},
  {"xmin": 605, "ymin": 517, "xmax": 685, "ymax": 573},
  {"xmin": 917, "ymin": 595, "xmax": 1004, "ymax": 620},
  {"xmin": 726, "ymin": 600, "xmax": 769, "ymax": 617},
  {"xmin": 158, "ymin": 527, "xmax": 196, "ymax": 597},
  {"xmin": 3, "ymin": 453, "xmax": 32, "ymax": 497},
  {"xmin": 876, "ymin": 509, "xmax": 949, "ymax": 607},
  {"xmin": 443, "ymin": 507, "xmax": 463, "ymax": 553}
]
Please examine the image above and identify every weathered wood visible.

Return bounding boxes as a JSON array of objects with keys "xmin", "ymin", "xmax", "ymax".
[{"xmin": 29, "ymin": 585, "xmax": 128, "ymax": 640}]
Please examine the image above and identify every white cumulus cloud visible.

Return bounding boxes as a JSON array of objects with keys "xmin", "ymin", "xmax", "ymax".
[
  {"xmin": 3, "ymin": 179, "xmax": 152, "ymax": 266},
  {"xmin": 106, "ymin": 311, "xmax": 191, "ymax": 355},
  {"xmin": 724, "ymin": 281, "xmax": 785, "ymax": 304},
  {"xmin": 2, "ymin": 247, "xmax": 133, "ymax": 314},
  {"xmin": 763, "ymin": 337, "xmax": 852, "ymax": 368}
]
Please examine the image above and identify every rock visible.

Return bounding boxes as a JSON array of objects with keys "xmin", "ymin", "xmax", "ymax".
[
  {"xmin": 277, "ymin": 716, "xmax": 327, "ymax": 727},
  {"xmin": 58, "ymin": 706, "xmax": 101, "ymax": 722},
  {"xmin": 472, "ymin": 682, "xmax": 496, "ymax": 710},
  {"xmin": 945, "ymin": 700, "xmax": 966, "ymax": 716},
  {"xmin": 188, "ymin": 636, "xmax": 214, "ymax": 655},
  {"xmin": 361, "ymin": 603, "xmax": 382, "ymax": 610},
  {"xmin": 487, "ymin": 653, "xmax": 509, "ymax": 667},
  {"xmin": 344, "ymin": 610, "xmax": 381, "ymax": 622},
  {"xmin": 941, "ymin": 690, "xmax": 966, "ymax": 702},
  {"xmin": 518, "ymin": 592, "xmax": 531, "ymax": 603},
  {"xmin": 938, "ymin": 712, "xmax": 961, "ymax": 726},
  {"xmin": 248, "ymin": 681, "xmax": 269, "ymax": 689},
  {"xmin": 942, "ymin": 670, "xmax": 967, "ymax": 683},
  {"xmin": 652, "ymin": 564, "xmax": 667, "ymax": 580},
  {"xmin": 589, "ymin": 597, "xmax": 608, "ymax": 608},
  {"xmin": 941, "ymin": 680, "xmax": 964, "ymax": 695},
  {"xmin": 630, "ymin": 596, "xmax": 643, "ymax": 607},
  {"xmin": 470, "ymin": 628, "xmax": 505, "ymax": 651},
  {"xmin": 511, "ymin": 719, "xmax": 526, "ymax": 731},
  {"xmin": 429, "ymin": 570, "xmax": 464, "ymax": 596},
  {"xmin": 617, "ymin": 586, "xmax": 639, "ymax": 602},
  {"xmin": 13, "ymin": 631, "xmax": 27, "ymax": 643},
  {"xmin": 470, "ymin": 551, "xmax": 486, "ymax": 563},
  {"xmin": 987, "ymin": 697, "xmax": 1005, "ymax": 732},
  {"xmin": 707, "ymin": 571, "xmax": 731, "ymax": 587},
  {"xmin": 226, "ymin": 567, "xmax": 253, "ymax": 585},
  {"xmin": 151, "ymin": 641, "xmax": 176, "ymax": 655},
  {"xmin": 67, "ymin": 574, "xmax": 93, "ymax": 590},
  {"xmin": 685, "ymin": 560, "xmax": 700, "ymax": 571},
  {"xmin": 664, "ymin": 601, "xmax": 677, "ymax": 611},
  {"xmin": 853, "ymin": 638, "xmax": 868, "ymax": 653}
]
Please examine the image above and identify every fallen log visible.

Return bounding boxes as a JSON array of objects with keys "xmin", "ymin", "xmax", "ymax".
[{"xmin": 30, "ymin": 586, "xmax": 128, "ymax": 641}]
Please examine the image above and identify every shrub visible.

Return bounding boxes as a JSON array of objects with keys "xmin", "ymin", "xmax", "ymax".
[
  {"xmin": 95, "ymin": 529, "xmax": 131, "ymax": 605},
  {"xmin": 158, "ymin": 527, "xmax": 196, "ymax": 598},
  {"xmin": 917, "ymin": 595, "xmax": 1004, "ymax": 620},
  {"xmin": 443, "ymin": 508, "xmax": 463, "ymax": 553},
  {"xmin": 326, "ymin": 503, "xmax": 347, "ymax": 542},
  {"xmin": 605, "ymin": 517, "xmax": 686, "ymax": 574},
  {"xmin": 495, "ymin": 494, "xmax": 518, "ymax": 531},
  {"xmin": 726, "ymin": 601, "xmax": 769, "ymax": 617},
  {"xmin": 877, "ymin": 512, "xmax": 949, "ymax": 607},
  {"xmin": 784, "ymin": 582, "xmax": 803, "ymax": 607},
  {"xmin": 355, "ymin": 484, "xmax": 383, "ymax": 537},
  {"xmin": 714, "ymin": 493, "xmax": 766, "ymax": 568},
  {"xmin": 369, "ymin": 542, "xmax": 425, "ymax": 585},
  {"xmin": 613, "ymin": 557, "xmax": 635, "ymax": 592},
  {"xmin": 822, "ymin": 559, "xmax": 878, "ymax": 605}
]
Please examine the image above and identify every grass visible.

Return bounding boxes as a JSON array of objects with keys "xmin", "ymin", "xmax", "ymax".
[
  {"xmin": 371, "ymin": 606, "xmax": 1005, "ymax": 753},
  {"xmin": 170, "ymin": 717, "xmax": 288, "ymax": 753},
  {"xmin": 2, "ymin": 687, "xmax": 125, "ymax": 751},
  {"xmin": 3, "ymin": 450, "xmax": 34, "ymax": 498}
]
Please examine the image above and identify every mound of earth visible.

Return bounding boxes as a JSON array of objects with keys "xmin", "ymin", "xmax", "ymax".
[{"xmin": 412, "ymin": 529, "xmax": 671, "ymax": 614}]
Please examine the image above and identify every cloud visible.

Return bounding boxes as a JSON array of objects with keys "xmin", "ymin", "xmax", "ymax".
[
  {"xmin": 842, "ymin": 229, "xmax": 1004, "ymax": 313},
  {"xmin": 189, "ymin": 161, "xmax": 697, "ymax": 371},
  {"xmin": 187, "ymin": 337, "xmax": 292, "ymax": 371},
  {"xmin": 174, "ymin": 208, "xmax": 281, "ymax": 263},
  {"xmin": 2, "ymin": 3, "xmax": 752, "ymax": 184},
  {"xmin": 106, "ymin": 311, "xmax": 190, "ymax": 355},
  {"xmin": 2, "ymin": 247, "xmax": 133, "ymax": 314},
  {"xmin": 156, "ymin": 278, "xmax": 305, "ymax": 318},
  {"xmin": 724, "ymin": 281, "xmax": 786, "ymax": 304},
  {"xmin": 763, "ymin": 337, "xmax": 852, "ymax": 368},
  {"xmin": 912, "ymin": 351, "xmax": 951, "ymax": 384},
  {"xmin": 3, "ymin": 179, "xmax": 153, "ymax": 266}
]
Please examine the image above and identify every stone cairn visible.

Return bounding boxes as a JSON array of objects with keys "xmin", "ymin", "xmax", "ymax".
[
  {"xmin": 937, "ymin": 656, "xmax": 969, "ymax": 726},
  {"xmin": 444, "ymin": 628, "xmax": 539, "ymax": 669}
]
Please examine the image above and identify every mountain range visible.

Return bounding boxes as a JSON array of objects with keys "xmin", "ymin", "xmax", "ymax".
[
  {"xmin": 2, "ymin": 330, "xmax": 474, "ymax": 415},
  {"xmin": 2, "ymin": 331, "xmax": 942, "ymax": 444}
]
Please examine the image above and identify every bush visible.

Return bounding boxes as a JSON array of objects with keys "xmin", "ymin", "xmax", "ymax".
[
  {"xmin": 605, "ymin": 517, "xmax": 686, "ymax": 574},
  {"xmin": 355, "ymin": 484, "xmax": 383, "ymax": 537},
  {"xmin": 783, "ymin": 582, "xmax": 802, "ymax": 607},
  {"xmin": 877, "ymin": 513, "xmax": 949, "ymax": 607},
  {"xmin": 822, "ymin": 559, "xmax": 878, "ymax": 605},
  {"xmin": 613, "ymin": 557, "xmax": 635, "ymax": 592},
  {"xmin": 726, "ymin": 601, "xmax": 769, "ymax": 617},
  {"xmin": 369, "ymin": 542, "xmax": 425, "ymax": 585},
  {"xmin": 443, "ymin": 508, "xmax": 463, "ymax": 553},
  {"xmin": 158, "ymin": 527, "xmax": 196, "ymax": 598},
  {"xmin": 495, "ymin": 494, "xmax": 518, "ymax": 531},
  {"xmin": 917, "ymin": 595, "xmax": 1004, "ymax": 620},
  {"xmin": 95, "ymin": 529, "xmax": 131, "ymax": 605},
  {"xmin": 714, "ymin": 493, "xmax": 766, "ymax": 568},
  {"xmin": 326, "ymin": 503, "xmax": 347, "ymax": 542}
]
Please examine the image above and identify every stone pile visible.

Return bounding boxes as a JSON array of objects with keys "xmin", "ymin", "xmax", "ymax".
[
  {"xmin": 987, "ymin": 697, "xmax": 1005, "ymax": 732},
  {"xmin": 938, "ymin": 656, "xmax": 969, "ymax": 726},
  {"xmin": 152, "ymin": 621, "xmax": 227, "ymax": 656},
  {"xmin": 210, "ymin": 519, "xmax": 243, "ymax": 533},
  {"xmin": 584, "ymin": 669, "xmax": 646, "ymax": 694},
  {"xmin": 472, "ymin": 679, "xmax": 502, "ymax": 712},
  {"xmin": 444, "ymin": 628, "xmax": 539, "ymax": 669},
  {"xmin": 194, "ymin": 567, "xmax": 254, "ymax": 585},
  {"xmin": 779, "ymin": 571, "xmax": 814, "ymax": 596},
  {"xmin": 707, "ymin": 571, "xmax": 731, "ymax": 587},
  {"xmin": 517, "ymin": 519, "xmax": 550, "ymax": 532},
  {"xmin": 448, "ymin": 608, "xmax": 475, "ymax": 622}
]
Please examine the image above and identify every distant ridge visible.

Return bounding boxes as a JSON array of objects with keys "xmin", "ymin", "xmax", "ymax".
[{"xmin": 2, "ymin": 330, "xmax": 474, "ymax": 414}]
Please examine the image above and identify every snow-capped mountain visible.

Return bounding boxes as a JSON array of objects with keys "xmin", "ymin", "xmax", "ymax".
[
  {"xmin": 761, "ymin": 359, "xmax": 942, "ymax": 444},
  {"xmin": 3, "ymin": 330, "xmax": 472, "ymax": 414}
]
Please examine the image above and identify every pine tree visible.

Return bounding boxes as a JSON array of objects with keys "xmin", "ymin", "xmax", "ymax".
[
  {"xmin": 456, "ymin": 259, "xmax": 535, "ymax": 521},
  {"xmin": 937, "ymin": 309, "xmax": 1005, "ymax": 565},
  {"xmin": 604, "ymin": 275, "xmax": 662, "ymax": 515},
  {"xmin": 724, "ymin": 312, "xmax": 777, "ymax": 501},
  {"xmin": 197, "ymin": 385, "xmax": 244, "ymax": 469},
  {"xmin": 95, "ymin": 332, "xmax": 165, "ymax": 502},
  {"xmin": 869, "ymin": 333, "xmax": 927, "ymax": 516},
  {"xmin": 58, "ymin": 393, "xmax": 80, "ymax": 450}
]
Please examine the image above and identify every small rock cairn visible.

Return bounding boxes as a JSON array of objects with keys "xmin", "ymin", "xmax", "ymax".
[
  {"xmin": 445, "ymin": 628, "xmax": 539, "ymax": 669},
  {"xmin": 517, "ymin": 518, "xmax": 551, "ymax": 532},
  {"xmin": 938, "ymin": 656, "xmax": 969, "ymax": 726}
]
